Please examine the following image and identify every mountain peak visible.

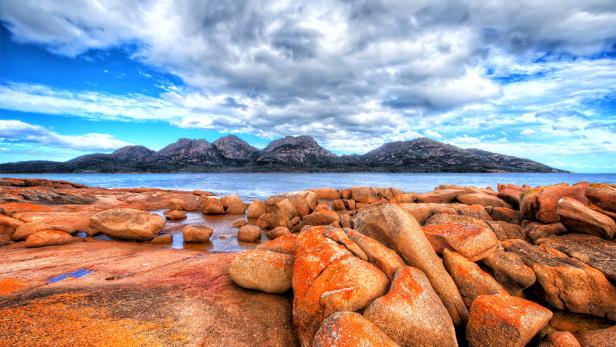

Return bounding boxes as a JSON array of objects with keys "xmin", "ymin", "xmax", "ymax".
[{"xmin": 213, "ymin": 135, "xmax": 258, "ymax": 161}]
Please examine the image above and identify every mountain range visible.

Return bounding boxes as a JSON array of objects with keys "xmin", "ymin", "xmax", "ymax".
[{"xmin": 0, "ymin": 135, "xmax": 566, "ymax": 173}]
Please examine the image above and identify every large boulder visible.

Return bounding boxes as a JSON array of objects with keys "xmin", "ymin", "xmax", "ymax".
[
  {"xmin": 497, "ymin": 183, "xmax": 528, "ymax": 209},
  {"xmin": 422, "ymin": 222, "xmax": 498, "ymax": 261},
  {"xmin": 538, "ymin": 331, "xmax": 580, "ymax": 347},
  {"xmin": 363, "ymin": 266, "xmax": 458, "ymax": 347},
  {"xmin": 24, "ymin": 230, "xmax": 74, "ymax": 248},
  {"xmin": 310, "ymin": 188, "xmax": 339, "ymax": 200},
  {"xmin": 457, "ymin": 192, "xmax": 511, "ymax": 208},
  {"xmin": 576, "ymin": 326, "xmax": 616, "ymax": 347},
  {"xmin": 301, "ymin": 209, "xmax": 340, "ymax": 227},
  {"xmin": 163, "ymin": 209, "xmax": 186, "ymax": 220},
  {"xmin": 467, "ymin": 294, "xmax": 553, "ymax": 347},
  {"xmin": 504, "ymin": 239, "xmax": 616, "ymax": 320},
  {"xmin": 312, "ymin": 311, "xmax": 398, "ymax": 347},
  {"xmin": 586, "ymin": 183, "xmax": 616, "ymax": 212},
  {"xmin": 90, "ymin": 208, "xmax": 165, "ymax": 240},
  {"xmin": 266, "ymin": 226, "xmax": 290, "ymax": 239},
  {"xmin": 487, "ymin": 220, "xmax": 525, "ymax": 241},
  {"xmin": 414, "ymin": 189, "xmax": 466, "ymax": 203},
  {"xmin": 246, "ymin": 200, "xmax": 266, "ymax": 218},
  {"xmin": 293, "ymin": 226, "xmax": 389, "ymax": 346},
  {"xmin": 556, "ymin": 197, "xmax": 615, "ymax": 239},
  {"xmin": 229, "ymin": 250, "xmax": 293, "ymax": 293},
  {"xmin": 221, "ymin": 194, "xmax": 245, "ymax": 215},
  {"xmin": 353, "ymin": 204, "xmax": 468, "ymax": 326},
  {"xmin": 257, "ymin": 233, "xmax": 297, "ymax": 255},
  {"xmin": 537, "ymin": 233, "xmax": 616, "ymax": 281},
  {"xmin": 344, "ymin": 229, "xmax": 405, "ymax": 280},
  {"xmin": 238, "ymin": 225, "xmax": 261, "ymax": 242},
  {"xmin": 520, "ymin": 183, "xmax": 588, "ymax": 223},
  {"xmin": 182, "ymin": 225, "xmax": 213, "ymax": 243},
  {"xmin": 523, "ymin": 221, "xmax": 567, "ymax": 243},
  {"xmin": 201, "ymin": 197, "xmax": 225, "ymax": 215},
  {"xmin": 482, "ymin": 246, "xmax": 536, "ymax": 296},
  {"xmin": 443, "ymin": 249, "xmax": 508, "ymax": 307},
  {"xmin": 0, "ymin": 214, "xmax": 24, "ymax": 241}
]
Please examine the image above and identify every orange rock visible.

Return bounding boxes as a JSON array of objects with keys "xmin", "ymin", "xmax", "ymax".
[
  {"xmin": 266, "ymin": 226, "xmax": 290, "ymax": 239},
  {"xmin": 310, "ymin": 188, "xmax": 339, "ymax": 200},
  {"xmin": 0, "ymin": 214, "xmax": 24, "ymax": 241},
  {"xmin": 246, "ymin": 199, "xmax": 266, "ymax": 218},
  {"xmin": 301, "ymin": 209, "xmax": 340, "ymax": 227},
  {"xmin": 163, "ymin": 209, "xmax": 187, "ymax": 220},
  {"xmin": 586, "ymin": 183, "xmax": 616, "ymax": 212},
  {"xmin": 238, "ymin": 225, "xmax": 261, "ymax": 242},
  {"xmin": 520, "ymin": 183, "xmax": 588, "ymax": 223},
  {"xmin": 221, "ymin": 194, "xmax": 245, "ymax": 215},
  {"xmin": 150, "ymin": 233, "xmax": 172, "ymax": 244},
  {"xmin": 312, "ymin": 311, "xmax": 398, "ymax": 347},
  {"xmin": 467, "ymin": 294, "xmax": 553, "ymax": 347},
  {"xmin": 0, "ymin": 202, "xmax": 52, "ymax": 214},
  {"xmin": 457, "ymin": 192, "xmax": 511, "ymax": 208},
  {"xmin": 182, "ymin": 225, "xmax": 213, "ymax": 243},
  {"xmin": 487, "ymin": 220, "xmax": 525, "ymax": 240},
  {"xmin": 90, "ymin": 208, "xmax": 165, "ymax": 240},
  {"xmin": 24, "ymin": 230, "xmax": 74, "ymax": 248},
  {"xmin": 414, "ymin": 189, "xmax": 466, "ymax": 203},
  {"xmin": 363, "ymin": 266, "xmax": 458, "ymax": 347},
  {"xmin": 538, "ymin": 331, "xmax": 580, "ymax": 347},
  {"xmin": 167, "ymin": 198, "xmax": 187, "ymax": 211},
  {"xmin": 0, "ymin": 278, "xmax": 27, "ymax": 296},
  {"xmin": 201, "ymin": 197, "xmax": 225, "ymax": 215},
  {"xmin": 230, "ymin": 218, "xmax": 248, "ymax": 228},
  {"xmin": 489, "ymin": 207, "xmax": 521, "ymax": 224},
  {"xmin": 523, "ymin": 221, "xmax": 567, "ymax": 243},
  {"xmin": 482, "ymin": 246, "xmax": 536, "ymax": 296},
  {"xmin": 576, "ymin": 326, "xmax": 616, "ymax": 347},
  {"xmin": 229, "ymin": 250, "xmax": 293, "ymax": 294},
  {"xmin": 443, "ymin": 249, "xmax": 508, "ymax": 307},
  {"xmin": 344, "ymin": 229, "xmax": 405, "ymax": 280},
  {"xmin": 422, "ymin": 222, "xmax": 497, "ymax": 261},
  {"xmin": 257, "ymin": 233, "xmax": 297, "ymax": 255},
  {"xmin": 497, "ymin": 184, "xmax": 527, "ymax": 208},
  {"xmin": 557, "ymin": 197, "xmax": 615, "ymax": 239}
]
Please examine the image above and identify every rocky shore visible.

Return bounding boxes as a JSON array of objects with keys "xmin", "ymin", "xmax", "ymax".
[{"xmin": 1, "ymin": 177, "xmax": 615, "ymax": 346}]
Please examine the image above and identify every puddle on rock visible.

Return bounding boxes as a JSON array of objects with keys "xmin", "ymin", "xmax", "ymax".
[{"xmin": 48, "ymin": 269, "xmax": 93, "ymax": 283}]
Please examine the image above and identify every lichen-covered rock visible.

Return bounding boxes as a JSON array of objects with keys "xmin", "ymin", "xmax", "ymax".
[
  {"xmin": 312, "ymin": 311, "xmax": 399, "ymax": 347},
  {"xmin": 504, "ymin": 239, "xmax": 616, "ymax": 320},
  {"xmin": 238, "ymin": 225, "xmax": 261, "ymax": 242},
  {"xmin": 482, "ymin": 247, "xmax": 536, "ymax": 296},
  {"xmin": 576, "ymin": 326, "xmax": 616, "ymax": 347},
  {"xmin": 344, "ymin": 229, "xmax": 405, "ymax": 280},
  {"xmin": 467, "ymin": 294, "xmax": 553, "ymax": 347},
  {"xmin": 537, "ymin": 233, "xmax": 616, "ymax": 281},
  {"xmin": 487, "ymin": 220, "xmax": 525, "ymax": 241},
  {"xmin": 266, "ymin": 226, "xmax": 290, "ymax": 239},
  {"xmin": 556, "ymin": 197, "xmax": 615, "ymax": 239},
  {"xmin": 443, "ymin": 249, "xmax": 508, "ymax": 307},
  {"xmin": 422, "ymin": 222, "xmax": 497, "ymax": 261},
  {"xmin": 293, "ymin": 226, "xmax": 388, "ymax": 346},
  {"xmin": 489, "ymin": 207, "xmax": 521, "ymax": 224},
  {"xmin": 257, "ymin": 233, "xmax": 297, "ymax": 255},
  {"xmin": 520, "ymin": 183, "xmax": 588, "ymax": 223},
  {"xmin": 246, "ymin": 199, "xmax": 266, "ymax": 218},
  {"xmin": 24, "ymin": 230, "xmax": 74, "ymax": 248},
  {"xmin": 182, "ymin": 225, "xmax": 213, "ymax": 243},
  {"xmin": 523, "ymin": 221, "xmax": 567, "ymax": 243},
  {"xmin": 301, "ymin": 209, "xmax": 340, "ymax": 227},
  {"xmin": 586, "ymin": 183, "xmax": 616, "ymax": 212},
  {"xmin": 353, "ymin": 204, "xmax": 468, "ymax": 326},
  {"xmin": 457, "ymin": 192, "xmax": 511, "ymax": 208},
  {"xmin": 229, "ymin": 250, "xmax": 293, "ymax": 294},
  {"xmin": 0, "ymin": 214, "xmax": 24, "ymax": 241},
  {"xmin": 538, "ymin": 331, "xmax": 580, "ymax": 347},
  {"xmin": 363, "ymin": 266, "xmax": 458, "ymax": 347},
  {"xmin": 221, "ymin": 194, "xmax": 246, "ymax": 215},
  {"xmin": 414, "ymin": 189, "xmax": 466, "ymax": 203},
  {"xmin": 201, "ymin": 197, "xmax": 225, "ymax": 215},
  {"xmin": 90, "ymin": 208, "xmax": 165, "ymax": 240}
]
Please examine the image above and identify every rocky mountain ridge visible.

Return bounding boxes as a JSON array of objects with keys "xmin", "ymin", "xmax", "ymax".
[{"xmin": 0, "ymin": 135, "xmax": 567, "ymax": 173}]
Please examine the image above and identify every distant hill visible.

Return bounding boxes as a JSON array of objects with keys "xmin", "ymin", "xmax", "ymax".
[{"xmin": 0, "ymin": 135, "xmax": 567, "ymax": 173}]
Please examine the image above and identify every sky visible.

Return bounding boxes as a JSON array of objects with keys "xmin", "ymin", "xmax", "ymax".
[{"xmin": 0, "ymin": 1, "xmax": 615, "ymax": 173}]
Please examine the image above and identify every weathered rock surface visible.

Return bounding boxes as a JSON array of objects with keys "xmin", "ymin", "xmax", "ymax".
[
  {"xmin": 466, "ymin": 294, "xmax": 553, "ymax": 347},
  {"xmin": 557, "ymin": 197, "xmax": 615, "ymax": 239},
  {"xmin": 353, "ymin": 204, "xmax": 468, "ymax": 326},
  {"xmin": 24, "ymin": 230, "xmax": 74, "ymax": 248},
  {"xmin": 586, "ymin": 183, "xmax": 616, "ymax": 212},
  {"xmin": 183, "ymin": 225, "xmax": 213, "ymax": 243},
  {"xmin": 576, "ymin": 326, "xmax": 616, "ymax": 347},
  {"xmin": 520, "ymin": 184, "xmax": 588, "ymax": 223},
  {"xmin": 524, "ymin": 221, "xmax": 567, "ymax": 243},
  {"xmin": 538, "ymin": 331, "xmax": 580, "ymax": 347},
  {"xmin": 443, "ymin": 249, "xmax": 508, "ymax": 307},
  {"xmin": 150, "ymin": 233, "xmax": 172, "ymax": 244},
  {"xmin": 457, "ymin": 192, "xmax": 511, "ymax": 208},
  {"xmin": 487, "ymin": 220, "xmax": 525, "ymax": 240},
  {"xmin": 293, "ymin": 226, "xmax": 388, "ymax": 346},
  {"xmin": 221, "ymin": 194, "xmax": 246, "ymax": 215},
  {"xmin": 238, "ymin": 225, "xmax": 261, "ymax": 242},
  {"xmin": 364, "ymin": 266, "xmax": 458, "ymax": 347},
  {"xmin": 257, "ymin": 233, "xmax": 297, "ymax": 255},
  {"xmin": 247, "ymin": 199, "xmax": 266, "ymax": 218},
  {"xmin": 201, "ymin": 197, "xmax": 225, "ymax": 215},
  {"xmin": 90, "ymin": 208, "xmax": 165, "ymax": 240},
  {"xmin": 504, "ymin": 239, "xmax": 616, "ymax": 320},
  {"xmin": 422, "ymin": 222, "xmax": 498, "ymax": 261},
  {"xmin": 229, "ymin": 250, "xmax": 293, "ymax": 294},
  {"xmin": 312, "ymin": 311, "xmax": 399, "ymax": 347},
  {"xmin": 537, "ymin": 234, "xmax": 616, "ymax": 281},
  {"xmin": 482, "ymin": 247, "xmax": 536, "ymax": 295},
  {"xmin": 267, "ymin": 226, "xmax": 290, "ymax": 239},
  {"xmin": 344, "ymin": 229, "xmax": 405, "ymax": 280},
  {"xmin": 163, "ymin": 209, "xmax": 186, "ymax": 220}
]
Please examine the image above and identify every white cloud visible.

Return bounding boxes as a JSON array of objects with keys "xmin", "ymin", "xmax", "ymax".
[{"xmin": 0, "ymin": 119, "xmax": 131, "ymax": 151}]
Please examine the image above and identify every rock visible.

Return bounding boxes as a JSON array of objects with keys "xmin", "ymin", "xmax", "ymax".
[
  {"xmin": 238, "ymin": 225, "xmax": 261, "ymax": 242},
  {"xmin": 257, "ymin": 233, "xmax": 297, "ymax": 254},
  {"xmin": 182, "ymin": 225, "xmax": 213, "ymax": 243},
  {"xmin": 487, "ymin": 220, "xmax": 525, "ymax": 240},
  {"xmin": 537, "ymin": 234, "xmax": 616, "ymax": 281},
  {"xmin": 586, "ymin": 183, "xmax": 616, "ymax": 212},
  {"xmin": 273, "ymin": 198, "xmax": 298, "ymax": 229},
  {"xmin": 266, "ymin": 226, "xmax": 290, "ymax": 239},
  {"xmin": 467, "ymin": 294, "xmax": 553, "ymax": 347},
  {"xmin": 353, "ymin": 204, "xmax": 468, "ymax": 326},
  {"xmin": 521, "ymin": 183, "xmax": 588, "ymax": 223},
  {"xmin": 557, "ymin": 197, "xmax": 616, "ymax": 239},
  {"xmin": 305, "ymin": 191, "xmax": 319, "ymax": 210},
  {"xmin": 312, "ymin": 311, "xmax": 399, "ymax": 347},
  {"xmin": 13, "ymin": 214, "xmax": 92, "ymax": 241},
  {"xmin": 504, "ymin": 239, "xmax": 616, "ymax": 320},
  {"xmin": 398, "ymin": 203, "xmax": 458, "ymax": 224},
  {"xmin": 363, "ymin": 266, "xmax": 458, "ymax": 347},
  {"xmin": 340, "ymin": 213, "xmax": 352, "ymax": 229},
  {"xmin": 422, "ymin": 222, "xmax": 498, "ymax": 261},
  {"xmin": 24, "ymin": 230, "xmax": 74, "ymax": 248},
  {"xmin": 201, "ymin": 197, "xmax": 225, "ymax": 215},
  {"xmin": 310, "ymin": 188, "xmax": 339, "ymax": 200},
  {"xmin": 0, "ymin": 214, "xmax": 24, "ymax": 241},
  {"xmin": 457, "ymin": 192, "xmax": 511, "ymax": 208},
  {"xmin": 443, "ymin": 249, "xmax": 508, "ymax": 307},
  {"xmin": 577, "ymin": 326, "xmax": 616, "ymax": 347},
  {"xmin": 150, "ymin": 233, "xmax": 172, "ymax": 244},
  {"xmin": 538, "ymin": 331, "xmax": 580, "ymax": 347},
  {"xmin": 350, "ymin": 187, "xmax": 394, "ymax": 204},
  {"xmin": 302, "ymin": 209, "xmax": 340, "ymax": 226},
  {"xmin": 490, "ymin": 207, "xmax": 521, "ymax": 224},
  {"xmin": 168, "ymin": 198, "xmax": 186, "ymax": 211},
  {"xmin": 524, "ymin": 221, "xmax": 567, "ymax": 243},
  {"xmin": 344, "ymin": 229, "xmax": 405, "ymax": 280},
  {"xmin": 163, "ymin": 209, "xmax": 186, "ymax": 220},
  {"xmin": 293, "ymin": 226, "xmax": 388, "ymax": 346},
  {"xmin": 414, "ymin": 189, "xmax": 465, "ymax": 203},
  {"xmin": 323, "ymin": 228, "xmax": 368, "ymax": 260},
  {"xmin": 90, "ymin": 208, "xmax": 165, "ymax": 240},
  {"xmin": 229, "ymin": 250, "xmax": 293, "ymax": 294},
  {"xmin": 230, "ymin": 219, "xmax": 248, "ymax": 228},
  {"xmin": 497, "ymin": 184, "xmax": 527, "ymax": 208},
  {"xmin": 332, "ymin": 199, "xmax": 346, "ymax": 210},
  {"xmin": 482, "ymin": 247, "xmax": 536, "ymax": 296},
  {"xmin": 246, "ymin": 200, "xmax": 266, "ymax": 218},
  {"xmin": 221, "ymin": 194, "xmax": 245, "ymax": 215}
]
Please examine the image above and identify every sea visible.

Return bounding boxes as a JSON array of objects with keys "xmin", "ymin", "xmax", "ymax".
[{"xmin": 5, "ymin": 172, "xmax": 616, "ymax": 201}]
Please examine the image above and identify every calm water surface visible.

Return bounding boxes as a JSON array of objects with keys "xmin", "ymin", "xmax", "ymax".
[{"xmin": 6, "ymin": 172, "xmax": 615, "ymax": 200}]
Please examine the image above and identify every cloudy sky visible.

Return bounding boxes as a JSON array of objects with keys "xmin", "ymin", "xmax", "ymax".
[{"xmin": 0, "ymin": 0, "xmax": 615, "ymax": 172}]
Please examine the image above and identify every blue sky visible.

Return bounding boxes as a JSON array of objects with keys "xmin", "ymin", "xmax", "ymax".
[{"xmin": 1, "ymin": 1, "xmax": 615, "ymax": 172}]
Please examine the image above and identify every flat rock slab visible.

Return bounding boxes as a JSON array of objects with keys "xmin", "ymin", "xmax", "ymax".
[{"xmin": 0, "ymin": 240, "xmax": 296, "ymax": 346}]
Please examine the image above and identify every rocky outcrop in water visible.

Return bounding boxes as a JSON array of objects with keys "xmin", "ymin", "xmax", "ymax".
[{"xmin": 0, "ymin": 136, "xmax": 565, "ymax": 173}]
